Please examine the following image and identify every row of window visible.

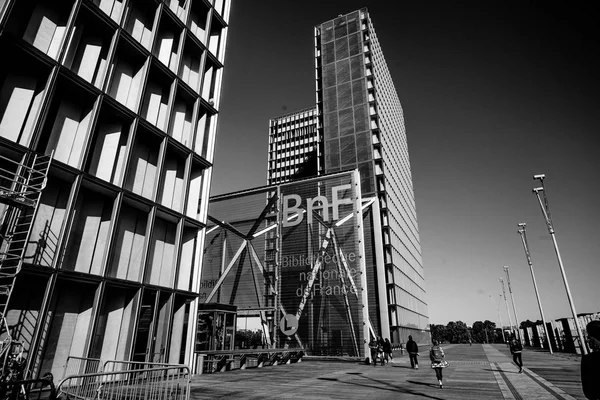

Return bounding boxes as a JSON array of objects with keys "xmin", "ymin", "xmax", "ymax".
[
  {"xmin": 0, "ymin": 165, "xmax": 204, "ymax": 289},
  {"xmin": 7, "ymin": 273, "xmax": 193, "ymax": 379},
  {"xmin": 388, "ymin": 284, "xmax": 428, "ymax": 317},
  {"xmin": 390, "ymin": 305, "xmax": 429, "ymax": 330},
  {"xmin": 269, "ymin": 127, "xmax": 318, "ymax": 145}
]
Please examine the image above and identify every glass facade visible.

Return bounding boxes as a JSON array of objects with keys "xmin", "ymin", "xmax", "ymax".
[
  {"xmin": 0, "ymin": 0, "xmax": 230, "ymax": 377},
  {"xmin": 318, "ymin": 11, "xmax": 374, "ymax": 194},
  {"xmin": 316, "ymin": 9, "xmax": 429, "ymax": 344},
  {"xmin": 203, "ymin": 171, "xmax": 370, "ymax": 357}
]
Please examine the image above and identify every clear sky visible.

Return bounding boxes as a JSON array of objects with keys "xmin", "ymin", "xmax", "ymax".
[{"xmin": 211, "ymin": 1, "xmax": 600, "ymax": 327}]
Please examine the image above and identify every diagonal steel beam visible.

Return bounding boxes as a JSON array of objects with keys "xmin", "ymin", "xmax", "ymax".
[
  {"xmin": 248, "ymin": 244, "xmax": 302, "ymax": 348},
  {"xmin": 207, "ymin": 215, "xmax": 246, "ymax": 239},
  {"xmin": 330, "ymin": 233, "xmax": 358, "ymax": 298},
  {"xmin": 247, "ymin": 193, "xmax": 278, "ymax": 237},
  {"xmin": 247, "ymin": 244, "xmax": 273, "ymax": 346},
  {"xmin": 295, "ymin": 228, "xmax": 332, "ymax": 320},
  {"xmin": 334, "ymin": 238, "xmax": 359, "ymax": 355},
  {"xmin": 205, "ymin": 240, "xmax": 248, "ymax": 303}
]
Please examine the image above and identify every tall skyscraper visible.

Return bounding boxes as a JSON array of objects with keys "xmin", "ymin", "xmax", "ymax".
[
  {"xmin": 267, "ymin": 107, "xmax": 321, "ymax": 185},
  {"xmin": 315, "ymin": 8, "xmax": 428, "ymax": 343},
  {"xmin": 0, "ymin": 0, "xmax": 230, "ymax": 377}
]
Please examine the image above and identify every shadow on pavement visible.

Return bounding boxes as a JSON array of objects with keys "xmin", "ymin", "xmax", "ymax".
[
  {"xmin": 326, "ymin": 372, "xmax": 446, "ymax": 400},
  {"xmin": 407, "ymin": 380, "xmax": 439, "ymax": 388}
]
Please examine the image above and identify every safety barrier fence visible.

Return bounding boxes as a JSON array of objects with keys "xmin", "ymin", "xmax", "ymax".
[
  {"xmin": 197, "ymin": 349, "xmax": 305, "ymax": 374},
  {"xmin": 63, "ymin": 356, "xmax": 103, "ymax": 379},
  {"xmin": 57, "ymin": 364, "xmax": 190, "ymax": 400}
]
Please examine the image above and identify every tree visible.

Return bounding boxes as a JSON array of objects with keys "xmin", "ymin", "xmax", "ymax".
[
  {"xmin": 471, "ymin": 321, "xmax": 486, "ymax": 343},
  {"xmin": 430, "ymin": 324, "xmax": 447, "ymax": 344},
  {"xmin": 483, "ymin": 320, "xmax": 497, "ymax": 343},
  {"xmin": 235, "ymin": 329, "xmax": 263, "ymax": 349},
  {"xmin": 470, "ymin": 320, "xmax": 498, "ymax": 343},
  {"xmin": 446, "ymin": 321, "xmax": 470, "ymax": 343}
]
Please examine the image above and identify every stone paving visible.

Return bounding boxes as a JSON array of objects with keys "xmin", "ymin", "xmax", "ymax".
[{"xmin": 189, "ymin": 344, "xmax": 587, "ymax": 399}]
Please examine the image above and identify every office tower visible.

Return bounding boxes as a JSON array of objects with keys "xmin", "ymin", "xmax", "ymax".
[
  {"xmin": 0, "ymin": 0, "xmax": 230, "ymax": 378},
  {"xmin": 267, "ymin": 107, "xmax": 321, "ymax": 185},
  {"xmin": 313, "ymin": 8, "xmax": 429, "ymax": 343}
]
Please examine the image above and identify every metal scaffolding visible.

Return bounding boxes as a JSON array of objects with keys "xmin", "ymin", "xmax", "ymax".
[{"xmin": 0, "ymin": 151, "xmax": 52, "ymax": 382}]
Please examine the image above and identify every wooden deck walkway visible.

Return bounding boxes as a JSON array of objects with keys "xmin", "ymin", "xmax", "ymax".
[{"xmin": 189, "ymin": 344, "xmax": 587, "ymax": 399}]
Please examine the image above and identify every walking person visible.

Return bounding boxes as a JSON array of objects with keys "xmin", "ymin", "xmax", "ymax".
[
  {"xmin": 406, "ymin": 335, "xmax": 419, "ymax": 369},
  {"xmin": 430, "ymin": 339, "xmax": 448, "ymax": 388},
  {"xmin": 509, "ymin": 336, "xmax": 524, "ymax": 373},
  {"xmin": 383, "ymin": 338, "xmax": 394, "ymax": 363},
  {"xmin": 369, "ymin": 338, "xmax": 378, "ymax": 366},
  {"xmin": 376, "ymin": 336, "xmax": 385, "ymax": 366},
  {"xmin": 581, "ymin": 320, "xmax": 600, "ymax": 400}
]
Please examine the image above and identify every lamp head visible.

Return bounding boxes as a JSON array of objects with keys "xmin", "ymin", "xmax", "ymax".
[
  {"xmin": 518, "ymin": 223, "xmax": 526, "ymax": 228},
  {"xmin": 533, "ymin": 174, "xmax": 546, "ymax": 181},
  {"xmin": 533, "ymin": 187, "xmax": 544, "ymax": 193}
]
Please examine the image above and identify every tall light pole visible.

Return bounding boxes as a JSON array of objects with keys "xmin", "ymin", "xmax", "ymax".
[
  {"xmin": 518, "ymin": 223, "xmax": 553, "ymax": 354},
  {"xmin": 533, "ymin": 174, "xmax": 588, "ymax": 355},
  {"xmin": 500, "ymin": 278, "xmax": 514, "ymax": 337},
  {"xmin": 504, "ymin": 266, "xmax": 521, "ymax": 342},
  {"xmin": 490, "ymin": 294, "xmax": 506, "ymax": 343}
]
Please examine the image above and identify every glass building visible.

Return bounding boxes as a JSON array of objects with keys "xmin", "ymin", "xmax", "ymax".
[
  {"xmin": 315, "ymin": 9, "xmax": 429, "ymax": 343},
  {"xmin": 202, "ymin": 171, "xmax": 371, "ymax": 357},
  {"xmin": 0, "ymin": 0, "xmax": 230, "ymax": 378}
]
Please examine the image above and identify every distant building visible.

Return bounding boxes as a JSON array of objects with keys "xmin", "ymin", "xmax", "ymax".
[
  {"xmin": 264, "ymin": 9, "xmax": 430, "ymax": 344},
  {"xmin": 0, "ymin": 0, "xmax": 230, "ymax": 377},
  {"xmin": 267, "ymin": 107, "xmax": 321, "ymax": 185}
]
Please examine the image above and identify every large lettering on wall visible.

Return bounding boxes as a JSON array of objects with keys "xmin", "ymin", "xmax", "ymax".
[{"xmin": 282, "ymin": 184, "xmax": 352, "ymax": 227}]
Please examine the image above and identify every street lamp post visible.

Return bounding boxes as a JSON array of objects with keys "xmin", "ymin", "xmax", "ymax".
[
  {"xmin": 532, "ymin": 174, "xmax": 588, "ymax": 355},
  {"xmin": 500, "ymin": 278, "xmax": 514, "ymax": 337},
  {"xmin": 504, "ymin": 266, "xmax": 521, "ymax": 342},
  {"xmin": 490, "ymin": 294, "xmax": 506, "ymax": 343},
  {"xmin": 518, "ymin": 223, "xmax": 553, "ymax": 354}
]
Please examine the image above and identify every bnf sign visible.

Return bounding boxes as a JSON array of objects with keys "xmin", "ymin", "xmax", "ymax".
[{"xmin": 282, "ymin": 184, "xmax": 352, "ymax": 227}]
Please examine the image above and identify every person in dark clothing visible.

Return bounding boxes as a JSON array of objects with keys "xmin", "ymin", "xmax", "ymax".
[
  {"xmin": 509, "ymin": 337, "xmax": 523, "ymax": 373},
  {"xmin": 376, "ymin": 336, "xmax": 385, "ymax": 366},
  {"xmin": 581, "ymin": 320, "xmax": 600, "ymax": 400},
  {"xmin": 369, "ymin": 338, "xmax": 379, "ymax": 366},
  {"xmin": 383, "ymin": 338, "xmax": 393, "ymax": 363},
  {"xmin": 406, "ymin": 335, "xmax": 419, "ymax": 369}
]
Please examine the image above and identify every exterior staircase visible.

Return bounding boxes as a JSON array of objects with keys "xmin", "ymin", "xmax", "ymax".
[{"xmin": 0, "ymin": 151, "xmax": 52, "ymax": 373}]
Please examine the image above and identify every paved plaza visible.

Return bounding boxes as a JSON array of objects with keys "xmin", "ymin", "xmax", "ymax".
[{"xmin": 189, "ymin": 344, "xmax": 586, "ymax": 399}]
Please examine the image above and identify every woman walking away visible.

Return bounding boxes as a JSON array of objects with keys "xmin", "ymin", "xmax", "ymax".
[
  {"xmin": 406, "ymin": 335, "xmax": 419, "ymax": 369},
  {"xmin": 430, "ymin": 340, "xmax": 448, "ymax": 389},
  {"xmin": 581, "ymin": 320, "xmax": 600, "ymax": 400},
  {"xmin": 509, "ymin": 337, "xmax": 523, "ymax": 373},
  {"xmin": 384, "ymin": 338, "xmax": 394, "ymax": 363}
]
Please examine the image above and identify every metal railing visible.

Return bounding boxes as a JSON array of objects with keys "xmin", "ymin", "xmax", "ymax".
[
  {"xmin": 63, "ymin": 356, "xmax": 103, "ymax": 380},
  {"xmin": 57, "ymin": 364, "xmax": 190, "ymax": 400},
  {"xmin": 102, "ymin": 360, "xmax": 185, "ymax": 373}
]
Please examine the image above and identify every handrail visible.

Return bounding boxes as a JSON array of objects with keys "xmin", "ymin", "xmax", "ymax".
[
  {"xmin": 57, "ymin": 365, "xmax": 190, "ymax": 400},
  {"xmin": 63, "ymin": 356, "xmax": 103, "ymax": 380},
  {"xmin": 102, "ymin": 359, "xmax": 186, "ymax": 372}
]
